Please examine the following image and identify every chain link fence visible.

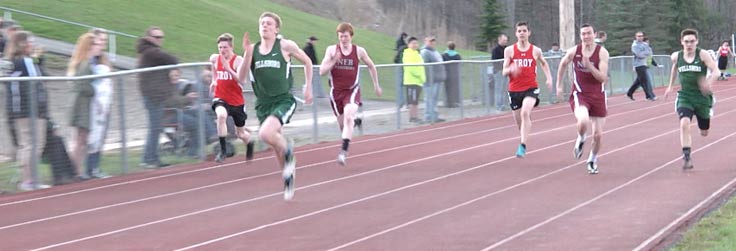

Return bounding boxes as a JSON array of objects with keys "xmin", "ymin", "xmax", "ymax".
[{"xmin": 0, "ymin": 55, "xmax": 673, "ymax": 192}]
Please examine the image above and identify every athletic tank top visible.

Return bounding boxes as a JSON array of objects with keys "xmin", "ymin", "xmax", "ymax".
[
  {"xmin": 720, "ymin": 46, "xmax": 729, "ymax": 57},
  {"xmin": 251, "ymin": 38, "xmax": 293, "ymax": 100},
  {"xmin": 214, "ymin": 55, "xmax": 244, "ymax": 106},
  {"xmin": 508, "ymin": 43, "xmax": 538, "ymax": 92},
  {"xmin": 677, "ymin": 48, "xmax": 707, "ymax": 95},
  {"xmin": 572, "ymin": 44, "xmax": 604, "ymax": 93},
  {"xmin": 329, "ymin": 44, "xmax": 360, "ymax": 91}
]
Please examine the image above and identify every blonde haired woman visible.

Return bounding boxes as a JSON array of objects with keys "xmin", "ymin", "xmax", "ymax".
[{"xmin": 68, "ymin": 32, "xmax": 110, "ymax": 179}]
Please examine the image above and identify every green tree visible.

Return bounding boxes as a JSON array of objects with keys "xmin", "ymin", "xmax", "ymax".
[{"xmin": 477, "ymin": 0, "xmax": 508, "ymax": 51}]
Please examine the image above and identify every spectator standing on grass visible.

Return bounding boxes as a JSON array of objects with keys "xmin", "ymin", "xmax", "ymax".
[
  {"xmin": 394, "ymin": 32, "xmax": 409, "ymax": 108},
  {"xmin": 68, "ymin": 32, "xmax": 107, "ymax": 179},
  {"xmin": 626, "ymin": 31, "xmax": 656, "ymax": 101},
  {"xmin": 442, "ymin": 41, "xmax": 462, "ymax": 108},
  {"xmin": 303, "ymin": 36, "xmax": 325, "ymax": 98},
  {"xmin": 420, "ymin": 36, "xmax": 446, "ymax": 123},
  {"xmin": 643, "ymin": 37, "xmax": 663, "ymax": 89},
  {"xmin": 402, "ymin": 36, "xmax": 425, "ymax": 123},
  {"xmin": 137, "ymin": 26, "xmax": 192, "ymax": 169},
  {"xmin": 547, "ymin": 43, "xmax": 564, "ymax": 57},
  {"xmin": 490, "ymin": 34, "xmax": 509, "ymax": 108},
  {"xmin": 491, "ymin": 34, "xmax": 508, "ymax": 60},
  {"xmin": 595, "ymin": 31, "xmax": 607, "ymax": 47},
  {"xmin": 4, "ymin": 31, "xmax": 51, "ymax": 191},
  {"xmin": 396, "ymin": 32, "xmax": 408, "ymax": 53},
  {"xmin": 0, "ymin": 21, "xmax": 21, "ymax": 55}
]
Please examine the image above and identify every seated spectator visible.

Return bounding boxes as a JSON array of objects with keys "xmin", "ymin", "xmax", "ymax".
[{"xmin": 164, "ymin": 69, "xmax": 217, "ymax": 157}]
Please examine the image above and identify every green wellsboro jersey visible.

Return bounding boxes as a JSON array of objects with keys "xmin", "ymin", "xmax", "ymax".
[
  {"xmin": 250, "ymin": 38, "xmax": 294, "ymax": 103},
  {"xmin": 676, "ymin": 48, "xmax": 711, "ymax": 104}
]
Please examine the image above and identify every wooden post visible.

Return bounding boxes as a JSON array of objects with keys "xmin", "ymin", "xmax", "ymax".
[
  {"xmin": 560, "ymin": 0, "xmax": 575, "ymax": 94},
  {"xmin": 559, "ymin": 0, "xmax": 575, "ymax": 51}
]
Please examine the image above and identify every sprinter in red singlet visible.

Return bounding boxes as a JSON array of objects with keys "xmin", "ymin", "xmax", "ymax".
[
  {"xmin": 209, "ymin": 33, "xmax": 254, "ymax": 163},
  {"xmin": 556, "ymin": 23, "xmax": 610, "ymax": 174},
  {"xmin": 502, "ymin": 21, "xmax": 553, "ymax": 158},
  {"xmin": 319, "ymin": 22, "xmax": 382, "ymax": 166},
  {"xmin": 717, "ymin": 41, "xmax": 735, "ymax": 80}
]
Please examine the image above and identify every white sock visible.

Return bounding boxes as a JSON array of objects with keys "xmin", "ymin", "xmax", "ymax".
[
  {"xmin": 576, "ymin": 134, "xmax": 585, "ymax": 146},
  {"xmin": 588, "ymin": 152, "xmax": 597, "ymax": 163}
]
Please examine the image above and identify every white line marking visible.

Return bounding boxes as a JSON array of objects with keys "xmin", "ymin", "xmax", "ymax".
[
  {"xmin": 29, "ymin": 97, "xmax": 679, "ymax": 251},
  {"xmin": 633, "ymin": 175, "xmax": 736, "ymax": 250},
  {"xmin": 2, "ymin": 87, "xmax": 702, "ymax": 208},
  {"xmin": 481, "ymin": 132, "xmax": 736, "ymax": 251},
  {"xmin": 2, "ymin": 92, "xmax": 696, "ymax": 229}
]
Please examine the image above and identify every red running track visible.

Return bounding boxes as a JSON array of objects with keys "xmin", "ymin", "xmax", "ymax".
[{"xmin": 1, "ymin": 81, "xmax": 736, "ymax": 251}]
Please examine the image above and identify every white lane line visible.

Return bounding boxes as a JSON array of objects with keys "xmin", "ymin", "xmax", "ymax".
[
  {"xmin": 480, "ymin": 133, "xmax": 736, "ymax": 251},
  {"xmin": 1, "ymin": 86, "xmax": 700, "ymax": 208},
  {"xmin": 171, "ymin": 99, "xmax": 719, "ymax": 250},
  {"xmin": 2, "ymin": 92, "xmax": 691, "ymax": 229}
]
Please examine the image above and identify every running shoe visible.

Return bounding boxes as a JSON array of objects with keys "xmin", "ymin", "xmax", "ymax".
[
  {"xmin": 246, "ymin": 141, "xmax": 255, "ymax": 161},
  {"xmin": 573, "ymin": 136, "xmax": 586, "ymax": 160},
  {"xmin": 587, "ymin": 161, "xmax": 599, "ymax": 174},
  {"xmin": 515, "ymin": 144, "xmax": 526, "ymax": 158},
  {"xmin": 337, "ymin": 150, "xmax": 347, "ymax": 166},
  {"xmin": 683, "ymin": 157, "xmax": 694, "ymax": 170},
  {"xmin": 283, "ymin": 141, "xmax": 296, "ymax": 200}
]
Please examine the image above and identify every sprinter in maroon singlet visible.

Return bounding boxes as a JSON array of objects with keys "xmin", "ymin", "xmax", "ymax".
[
  {"xmin": 209, "ymin": 33, "xmax": 254, "ymax": 162},
  {"xmin": 502, "ymin": 21, "xmax": 553, "ymax": 158},
  {"xmin": 556, "ymin": 24, "xmax": 610, "ymax": 174},
  {"xmin": 319, "ymin": 22, "xmax": 382, "ymax": 166}
]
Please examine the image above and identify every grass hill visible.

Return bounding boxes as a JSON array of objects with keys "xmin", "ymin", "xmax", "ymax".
[{"xmin": 2, "ymin": 0, "xmax": 485, "ymax": 63}]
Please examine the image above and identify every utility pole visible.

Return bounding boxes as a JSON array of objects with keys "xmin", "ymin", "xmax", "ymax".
[
  {"xmin": 560, "ymin": 0, "xmax": 575, "ymax": 51},
  {"xmin": 560, "ymin": 0, "xmax": 575, "ymax": 94}
]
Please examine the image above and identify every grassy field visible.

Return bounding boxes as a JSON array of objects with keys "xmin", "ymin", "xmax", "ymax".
[
  {"xmin": 2, "ymin": 0, "xmax": 484, "ymax": 63},
  {"xmin": 671, "ymin": 195, "xmax": 736, "ymax": 251},
  {"xmin": 2, "ymin": 0, "xmax": 485, "ymax": 101}
]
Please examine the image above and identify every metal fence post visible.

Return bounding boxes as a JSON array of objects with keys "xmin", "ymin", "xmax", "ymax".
[
  {"xmin": 116, "ymin": 76, "xmax": 128, "ymax": 174},
  {"xmin": 458, "ymin": 62, "xmax": 464, "ymax": 119},
  {"xmin": 29, "ymin": 80, "xmax": 39, "ymax": 189},
  {"xmin": 395, "ymin": 66, "xmax": 402, "ymax": 130},
  {"xmin": 312, "ymin": 93, "xmax": 319, "ymax": 144},
  {"xmin": 482, "ymin": 64, "xmax": 491, "ymax": 115},
  {"xmin": 3, "ymin": 11, "xmax": 11, "ymax": 21},
  {"xmin": 194, "ymin": 68, "xmax": 206, "ymax": 161},
  {"xmin": 109, "ymin": 34, "xmax": 117, "ymax": 63}
]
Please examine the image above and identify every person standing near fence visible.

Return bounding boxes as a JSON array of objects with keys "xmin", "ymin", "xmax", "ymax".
[
  {"xmin": 717, "ymin": 41, "xmax": 735, "ymax": 80},
  {"xmin": 68, "ymin": 32, "xmax": 110, "ymax": 179},
  {"xmin": 319, "ymin": 22, "xmax": 382, "ymax": 166},
  {"xmin": 556, "ymin": 24, "xmax": 610, "ymax": 175},
  {"xmin": 137, "ymin": 26, "xmax": 192, "ymax": 169},
  {"xmin": 664, "ymin": 29, "xmax": 720, "ymax": 170},
  {"xmin": 594, "ymin": 31, "xmax": 607, "ymax": 47},
  {"xmin": 643, "ymin": 37, "xmax": 664, "ymax": 90},
  {"xmin": 86, "ymin": 35, "xmax": 113, "ymax": 179},
  {"xmin": 303, "ymin": 36, "xmax": 326, "ymax": 98},
  {"xmin": 420, "ymin": 36, "xmax": 446, "ymax": 123},
  {"xmin": 502, "ymin": 21, "xmax": 553, "ymax": 158},
  {"xmin": 209, "ymin": 33, "xmax": 254, "ymax": 163},
  {"xmin": 442, "ymin": 41, "xmax": 462, "ymax": 108},
  {"xmin": 236, "ymin": 12, "xmax": 313, "ymax": 200},
  {"xmin": 627, "ymin": 31, "xmax": 657, "ymax": 101},
  {"xmin": 3, "ymin": 31, "xmax": 51, "ymax": 190},
  {"xmin": 401, "ymin": 36, "xmax": 425, "ymax": 123}
]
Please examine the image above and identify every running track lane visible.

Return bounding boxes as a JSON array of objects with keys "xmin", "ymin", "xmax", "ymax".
[
  {"xmin": 0, "ymin": 81, "xmax": 725, "ymax": 250},
  {"xmin": 173, "ymin": 88, "xmax": 736, "ymax": 251}
]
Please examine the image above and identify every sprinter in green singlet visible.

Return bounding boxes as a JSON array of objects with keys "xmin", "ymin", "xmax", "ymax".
[
  {"xmin": 664, "ymin": 28, "xmax": 720, "ymax": 170},
  {"xmin": 237, "ymin": 12, "xmax": 313, "ymax": 200}
]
